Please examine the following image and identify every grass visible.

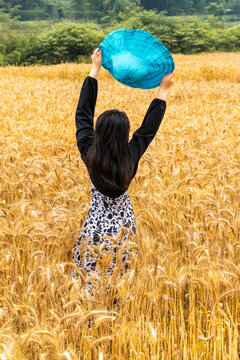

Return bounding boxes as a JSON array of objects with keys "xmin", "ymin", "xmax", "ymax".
[
  {"xmin": 0, "ymin": 52, "xmax": 239, "ymax": 359},
  {"xmin": 8, "ymin": 20, "xmax": 54, "ymax": 33},
  {"xmin": 161, "ymin": 14, "xmax": 240, "ymax": 28}
]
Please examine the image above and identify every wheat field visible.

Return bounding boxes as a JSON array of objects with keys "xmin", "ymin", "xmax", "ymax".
[{"xmin": 0, "ymin": 53, "xmax": 239, "ymax": 359}]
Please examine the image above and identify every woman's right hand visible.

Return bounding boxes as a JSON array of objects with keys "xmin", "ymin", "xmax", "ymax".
[
  {"xmin": 160, "ymin": 71, "xmax": 175, "ymax": 90},
  {"xmin": 156, "ymin": 71, "xmax": 175, "ymax": 101},
  {"xmin": 91, "ymin": 48, "xmax": 102, "ymax": 71},
  {"xmin": 89, "ymin": 48, "xmax": 102, "ymax": 79}
]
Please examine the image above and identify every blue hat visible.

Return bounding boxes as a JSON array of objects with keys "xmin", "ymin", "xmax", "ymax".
[{"xmin": 98, "ymin": 29, "xmax": 175, "ymax": 89}]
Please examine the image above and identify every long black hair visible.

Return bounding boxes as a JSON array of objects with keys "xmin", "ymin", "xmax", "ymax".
[{"xmin": 87, "ymin": 109, "xmax": 134, "ymax": 192}]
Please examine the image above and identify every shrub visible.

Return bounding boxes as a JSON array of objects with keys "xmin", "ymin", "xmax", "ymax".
[
  {"xmin": 23, "ymin": 22, "xmax": 105, "ymax": 65},
  {"xmin": 0, "ymin": 11, "xmax": 240, "ymax": 66},
  {"xmin": 107, "ymin": 9, "xmax": 240, "ymax": 53}
]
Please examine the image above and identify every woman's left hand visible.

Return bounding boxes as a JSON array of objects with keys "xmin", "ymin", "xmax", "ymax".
[{"xmin": 91, "ymin": 48, "xmax": 102, "ymax": 70}]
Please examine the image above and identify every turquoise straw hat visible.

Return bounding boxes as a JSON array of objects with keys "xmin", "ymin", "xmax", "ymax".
[{"xmin": 98, "ymin": 29, "xmax": 175, "ymax": 89}]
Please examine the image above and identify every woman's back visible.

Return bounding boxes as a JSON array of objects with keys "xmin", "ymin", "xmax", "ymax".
[{"xmin": 75, "ymin": 76, "xmax": 167, "ymax": 198}]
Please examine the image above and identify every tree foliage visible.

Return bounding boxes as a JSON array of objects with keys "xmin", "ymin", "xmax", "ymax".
[
  {"xmin": 0, "ymin": 0, "xmax": 55, "ymax": 20},
  {"xmin": 0, "ymin": 9, "xmax": 239, "ymax": 66},
  {"xmin": 70, "ymin": 0, "xmax": 140, "ymax": 22},
  {"xmin": 140, "ymin": 0, "xmax": 240, "ymax": 15},
  {"xmin": 70, "ymin": 0, "xmax": 240, "ymax": 19},
  {"xmin": 1, "ymin": 0, "xmax": 239, "ymax": 21},
  {"xmin": 106, "ymin": 8, "xmax": 239, "ymax": 52}
]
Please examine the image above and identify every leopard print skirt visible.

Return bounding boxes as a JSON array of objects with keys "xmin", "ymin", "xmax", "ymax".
[{"xmin": 72, "ymin": 181, "xmax": 137, "ymax": 296}]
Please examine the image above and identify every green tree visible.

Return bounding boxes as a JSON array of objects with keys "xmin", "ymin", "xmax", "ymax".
[
  {"xmin": 192, "ymin": 0, "xmax": 208, "ymax": 13},
  {"xmin": 205, "ymin": 2, "xmax": 225, "ymax": 16},
  {"xmin": 0, "ymin": 0, "xmax": 21, "ymax": 17},
  {"xmin": 70, "ymin": 0, "xmax": 140, "ymax": 21},
  {"xmin": 112, "ymin": 0, "xmax": 140, "ymax": 17},
  {"xmin": 141, "ymin": 0, "xmax": 196, "ymax": 14},
  {"xmin": 70, "ymin": 0, "xmax": 95, "ymax": 19},
  {"xmin": 229, "ymin": 0, "xmax": 240, "ymax": 13},
  {"xmin": 0, "ymin": 0, "xmax": 55, "ymax": 20}
]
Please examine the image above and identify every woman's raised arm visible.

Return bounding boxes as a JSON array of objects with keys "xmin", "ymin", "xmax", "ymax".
[
  {"xmin": 75, "ymin": 49, "xmax": 102, "ymax": 161},
  {"xmin": 129, "ymin": 71, "xmax": 175, "ymax": 174}
]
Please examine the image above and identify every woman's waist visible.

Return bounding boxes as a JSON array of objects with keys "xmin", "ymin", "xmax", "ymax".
[{"xmin": 89, "ymin": 172, "xmax": 129, "ymax": 199}]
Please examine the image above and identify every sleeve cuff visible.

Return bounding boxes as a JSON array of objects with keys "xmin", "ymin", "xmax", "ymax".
[
  {"xmin": 153, "ymin": 97, "xmax": 166, "ymax": 104},
  {"xmin": 87, "ymin": 75, "xmax": 98, "ymax": 82}
]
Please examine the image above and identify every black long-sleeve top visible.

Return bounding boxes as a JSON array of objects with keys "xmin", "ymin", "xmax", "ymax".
[{"xmin": 75, "ymin": 76, "xmax": 166, "ymax": 198}]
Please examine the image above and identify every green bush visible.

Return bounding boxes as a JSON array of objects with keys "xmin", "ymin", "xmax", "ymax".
[
  {"xmin": 227, "ymin": 24, "xmax": 240, "ymax": 48},
  {"xmin": 0, "ymin": 10, "xmax": 240, "ymax": 66},
  {"xmin": 0, "ymin": 31, "xmax": 36, "ymax": 65},
  {"xmin": 0, "ymin": 53, "xmax": 4, "ymax": 66},
  {"xmin": 22, "ymin": 22, "xmax": 105, "ymax": 65},
  {"xmin": 107, "ymin": 9, "xmax": 240, "ymax": 54},
  {"xmin": 106, "ymin": 9, "xmax": 179, "ymax": 51}
]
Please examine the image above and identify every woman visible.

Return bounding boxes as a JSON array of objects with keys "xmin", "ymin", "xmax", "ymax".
[{"xmin": 72, "ymin": 49, "xmax": 174, "ymax": 296}]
